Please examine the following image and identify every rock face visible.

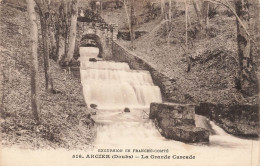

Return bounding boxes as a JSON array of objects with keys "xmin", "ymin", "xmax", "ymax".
[
  {"xmin": 112, "ymin": 41, "xmax": 178, "ymax": 102},
  {"xmin": 195, "ymin": 103, "xmax": 259, "ymax": 137},
  {"xmin": 117, "ymin": 30, "xmax": 148, "ymax": 41},
  {"xmin": 150, "ymin": 103, "xmax": 209, "ymax": 143}
]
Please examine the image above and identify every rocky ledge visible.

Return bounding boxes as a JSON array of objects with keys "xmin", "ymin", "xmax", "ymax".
[
  {"xmin": 195, "ymin": 103, "xmax": 259, "ymax": 137},
  {"xmin": 150, "ymin": 103, "xmax": 209, "ymax": 143}
]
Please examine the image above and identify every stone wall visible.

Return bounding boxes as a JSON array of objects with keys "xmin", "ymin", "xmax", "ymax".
[
  {"xmin": 76, "ymin": 22, "xmax": 114, "ymax": 60},
  {"xmin": 195, "ymin": 103, "xmax": 259, "ymax": 137},
  {"xmin": 111, "ymin": 41, "xmax": 178, "ymax": 102},
  {"xmin": 78, "ymin": 22, "xmax": 259, "ymax": 138},
  {"xmin": 150, "ymin": 103, "xmax": 209, "ymax": 143}
]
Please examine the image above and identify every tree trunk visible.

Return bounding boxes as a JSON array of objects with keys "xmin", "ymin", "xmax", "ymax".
[
  {"xmin": 27, "ymin": 0, "xmax": 40, "ymax": 122},
  {"xmin": 55, "ymin": 23, "xmax": 60, "ymax": 62},
  {"xmin": 0, "ymin": 66, "xmax": 4, "ymax": 113},
  {"xmin": 100, "ymin": 0, "xmax": 102, "ymax": 15},
  {"xmin": 34, "ymin": 0, "xmax": 54, "ymax": 92},
  {"xmin": 169, "ymin": 0, "xmax": 172, "ymax": 23},
  {"xmin": 123, "ymin": 0, "xmax": 133, "ymax": 49},
  {"xmin": 192, "ymin": 0, "xmax": 202, "ymax": 23},
  {"xmin": 43, "ymin": 19, "xmax": 54, "ymax": 92},
  {"xmin": 185, "ymin": 0, "xmax": 191, "ymax": 72},
  {"xmin": 59, "ymin": 37, "xmax": 65, "ymax": 63},
  {"xmin": 235, "ymin": 0, "xmax": 259, "ymax": 96},
  {"xmin": 192, "ymin": 0, "xmax": 208, "ymax": 39},
  {"xmin": 249, "ymin": 0, "xmax": 260, "ymax": 58},
  {"xmin": 56, "ymin": 3, "xmax": 64, "ymax": 63},
  {"xmin": 167, "ymin": 0, "xmax": 172, "ymax": 46},
  {"xmin": 130, "ymin": 0, "xmax": 134, "ymax": 48},
  {"xmin": 64, "ymin": 0, "xmax": 78, "ymax": 66},
  {"xmin": 202, "ymin": 1, "xmax": 210, "ymax": 31},
  {"xmin": 49, "ymin": 26, "xmax": 56, "ymax": 59},
  {"xmin": 161, "ymin": 0, "xmax": 165, "ymax": 18},
  {"xmin": 63, "ymin": 1, "xmax": 69, "ymax": 63}
]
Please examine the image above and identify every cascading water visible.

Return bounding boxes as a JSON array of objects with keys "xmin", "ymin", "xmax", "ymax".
[
  {"xmin": 1, "ymin": 46, "xmax": 258, "ymax": 166},
  {"xmin": 79, "ymin": 47, "xmax": 259, "ymax": 165},
  {"xmin": 80, "ymin": 62, "xmax": 162, "ymax": 109}
]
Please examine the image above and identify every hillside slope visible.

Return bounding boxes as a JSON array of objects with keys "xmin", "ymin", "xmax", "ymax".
[
  {"xmin": 103, "ymin": 1, "xmax": 259, "ymax": 105},
  {"xmin": 0, "ymin": 3, "xmax": 96, "ymax": 149}
]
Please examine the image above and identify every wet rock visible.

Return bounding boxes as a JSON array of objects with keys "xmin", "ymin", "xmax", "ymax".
[
  {"xmin": 195, "ymin": 103, "xmax": 259, "ymax": 137},
  {"xmin": 150, "ymin": 103, "xmax": 195, "ymax": 120},
  {"xmin": 161, "ymin": 126, "xmax": 209, "ymax": 143},
  {"xmin": 150, "ymin": 102, "xmax": 209, "ymax": 143},
  {"xmin": 90, "ymin": 104, "xmax": 98, "ymax": 109},
  {"xmin": 89, "ymin": 58, "xmax": 97, "ymax": 62},
  {"xmin": 124, "ymin": 107, "xmax": 130, "ymax": 113},
  {"xmin": 195, "ymin": 115, "xmax": 216, "ymax": 135},
  {"xmin": 158, "ymin": 118, "xmax": 195, "ymax": 130}
]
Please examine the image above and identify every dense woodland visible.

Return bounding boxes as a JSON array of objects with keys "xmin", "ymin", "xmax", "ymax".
[{"xmin": 0, "ymin": 0, "xmax": 259, "ymax": 148}]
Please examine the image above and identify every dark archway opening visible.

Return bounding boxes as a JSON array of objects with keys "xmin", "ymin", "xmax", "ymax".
[{"xmin": 80, "ymin": 34, "xmax": 103, "ymax": 58}]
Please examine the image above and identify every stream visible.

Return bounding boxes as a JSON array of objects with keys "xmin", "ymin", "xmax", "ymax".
[
  {"xmin": 1, "ymin": 47, "xmax": 258, "ymax": 166},
  {"xmin": 79, "ymin": 47, "xmax": 259, "ymax": 165}
]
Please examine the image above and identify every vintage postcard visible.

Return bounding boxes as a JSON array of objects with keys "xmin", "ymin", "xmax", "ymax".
[{"xmin": 0, "ymin": 0, "xmax": 259, "ymax": 166}]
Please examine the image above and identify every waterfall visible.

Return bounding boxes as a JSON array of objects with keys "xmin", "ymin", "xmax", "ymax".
[
  {"xmin": 3, "ymin": 47, "xmax": 256, "ymax": 166},
  {"xmin": 80, "ymin": 47, "xmax": 162, "ymax": 109},
  {"xmin": 78, "ymin": 47, "xmax": 259, "ymax": 166}
]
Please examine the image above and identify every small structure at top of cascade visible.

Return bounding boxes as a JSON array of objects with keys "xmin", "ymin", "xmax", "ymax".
[{"xmin": 80, "ymin": 28, "xmax": 103, "ymax": 59}]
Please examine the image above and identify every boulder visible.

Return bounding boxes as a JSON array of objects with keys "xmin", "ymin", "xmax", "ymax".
[
  {"xmin": 150, "ymin": 102, "xmax": 195, "ymax": 120},
  {"xmin": 89, "ymin": 58, "xmax": 98, "ymax": 62},
  {"xmin": 124, "ymin": 107, "xmax": 130, "ymax": 113},
  {"xmin": 90, "ymin": 104, "xmax": 98, "ymax": 109},
  {"xmin": 150, "ymin": 102, "xmax": 209, "ymax": 143},
  {"xmin": 160, "ymin": 126, "xmax": 209, "ymax": 143}
]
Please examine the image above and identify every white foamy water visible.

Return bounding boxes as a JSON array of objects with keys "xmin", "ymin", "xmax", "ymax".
[
  {"xmin": 2, "ymin": 115, "xmax": 259, "ymax": 166},
  {"xmin": 79, "ymin": 47, "xmax": 100, "ymax": 60},
  {"xmin": 80, "ymin": 69, "xmax": 153, "ymax": 85},
  {"xmin": 79, "ymin": 47, "xmax": 258, "ymax": 166},
  {"xmin": 1, "ymin": 47, "xmax": 258, "ymax": 166},
  {"xmin": 80, "ymin": 47, "xmax": 162, "ymax": 109},
  {"xmin": 81, "ymin": 61, "xmax": 130, "ymax": 70}
]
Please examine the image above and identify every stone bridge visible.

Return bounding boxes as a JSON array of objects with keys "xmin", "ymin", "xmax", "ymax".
[{"xmin": 75, "ymin": 21, "xmax": 118, "ymax": 60}]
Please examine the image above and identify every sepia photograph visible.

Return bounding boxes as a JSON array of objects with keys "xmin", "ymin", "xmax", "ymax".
[{"xmin": 0, "ymin": 0, "xmax": 259, "ymax": 165}]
